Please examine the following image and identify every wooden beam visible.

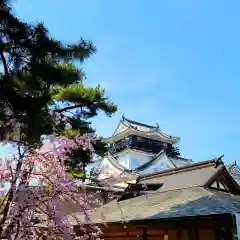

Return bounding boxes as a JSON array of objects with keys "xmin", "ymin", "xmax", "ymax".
[
  {"xmin": 188, "ymin": 229, "xmax": 193, "ymax": 240},
  {"xmin": 143, "ymin": 228, "xmax": 147, "ymax": 240},
  {"xmin": 99, "ymin": 214, "xmax": 233, "ymax": 230},
  {"xmin": 177, "ymin": 230, "xmax": 182, "ymax": 240},
  {"xmin": 194, "ymin": 228, "xmax": 199, "ymax": 240}
]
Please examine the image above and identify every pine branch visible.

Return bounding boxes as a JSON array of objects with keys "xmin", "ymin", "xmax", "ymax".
[{"xmin": 56, "ymin": 104, "xmax": 83, "ymax": 113}]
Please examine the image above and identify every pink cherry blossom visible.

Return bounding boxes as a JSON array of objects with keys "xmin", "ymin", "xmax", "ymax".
[{"xmin": 0, "ymin": 134, "xmax": 102, "ymax": 240}]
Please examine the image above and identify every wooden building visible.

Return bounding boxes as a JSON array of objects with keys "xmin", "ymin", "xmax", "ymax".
[{"xmin": 74, "ymin": 157, "xmax": 240, "ymax": 240}]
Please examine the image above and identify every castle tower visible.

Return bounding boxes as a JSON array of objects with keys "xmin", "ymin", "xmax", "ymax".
[
  {"xmin": 107, "ymin": 115, "xmax": 183, "ymax": 171},
  {"xmin": 88, "ymin": 116, "xmax": 193, "ymax": 187}
]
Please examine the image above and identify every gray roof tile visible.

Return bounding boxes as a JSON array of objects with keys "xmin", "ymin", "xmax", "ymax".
[
  {"xmin": 139, "ymin": 162, "xmax": 219, "ymax": 191},
  {"xmin": 72, "ymin": 186, "xmax": 240, "ymax": 224}
]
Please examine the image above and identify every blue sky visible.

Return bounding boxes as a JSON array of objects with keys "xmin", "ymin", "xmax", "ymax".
[{"xmin": 3, "ymin": 0, "xmax": 239, "ymax": 163}]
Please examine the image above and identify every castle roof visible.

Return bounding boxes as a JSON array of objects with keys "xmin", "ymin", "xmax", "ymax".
[
  {"xmin": 138, "ymin": 156, "xmax": 240, "ymax": 192},
  {"xmin": 71, "ymin": 157, "xmax": 240, "ymax": 224},
  {"xmin": 92, "ymin": 149, "xmax": 192, "ymax": 183},
  {"xmin": 106, "ymin": 115, "xmax": 180, "ymax": 144}
]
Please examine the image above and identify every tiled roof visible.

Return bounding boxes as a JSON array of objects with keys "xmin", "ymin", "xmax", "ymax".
[
  {"xmin": 138, "ymin": 160, "xmax": 220, "ymax": 191},
  {"xmin": 122, "ymin": 116, "xmax": 158, "ymax": 130},
  {"xmin": 227, "ymin": 161, "xmax": 240, "ymax": 175},
  {"xmin": 72, "ymin": 186, "xmax": 240, "ymax": 224}
]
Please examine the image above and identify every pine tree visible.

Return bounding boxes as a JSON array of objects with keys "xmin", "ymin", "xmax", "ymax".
[{"xmin": 0, "ymin": 2, "xmax": 117, "ymax": 176}]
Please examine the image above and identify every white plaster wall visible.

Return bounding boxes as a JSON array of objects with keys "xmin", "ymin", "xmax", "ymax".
[
  {"xmin": 139, "ymin": 154, "xmax": 174, "ymax": 175},
  {"xmin": 117, "ymin": 150, "xmax": 152, "ymax": 170},
  {"xmin": 96, "ymin": 157, "xmax": 122, "ymax": 180},
  {"xmin": 118, "ymin": 155, "xmax": 130, "ymax": 169}
]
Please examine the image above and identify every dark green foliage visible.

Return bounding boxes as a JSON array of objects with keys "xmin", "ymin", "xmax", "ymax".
[{"xmin": 0, "ymin": 3, "xmax": 117, "ymax": 175}]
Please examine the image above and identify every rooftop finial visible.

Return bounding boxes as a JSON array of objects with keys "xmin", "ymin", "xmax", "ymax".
[
  {"xmin": 213, "ymin": 154, "xmax": 224, "ymax": 167},
  {"xmin": 122, "ymin": 114, "xmax": 125, "ymax": 120},
  {"xmin": 215, "ymin": 154, "xmax": 224, "ymax": 164},
  {"xmin": 218, "ymin": 154, "xmax": 224, "ymax": 160}
]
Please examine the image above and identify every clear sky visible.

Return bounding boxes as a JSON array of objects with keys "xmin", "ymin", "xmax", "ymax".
[{"xmin": 3, "ymin": 0, "xmax": 240, "ymax": 163}]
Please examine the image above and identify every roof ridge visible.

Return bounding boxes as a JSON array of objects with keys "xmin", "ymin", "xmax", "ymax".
[
  {"xmin": 122, "ymin": 115, "xmax": 158, "ymax": 129},
  {"xmin": 139, "ymin": 157, "xmax": 224, "ymax": 180}
]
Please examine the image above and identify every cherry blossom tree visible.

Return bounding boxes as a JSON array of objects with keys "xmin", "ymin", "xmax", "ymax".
[{"xmin": 0, "ymin": 134, "xmax": 102, "ymax": 240}]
